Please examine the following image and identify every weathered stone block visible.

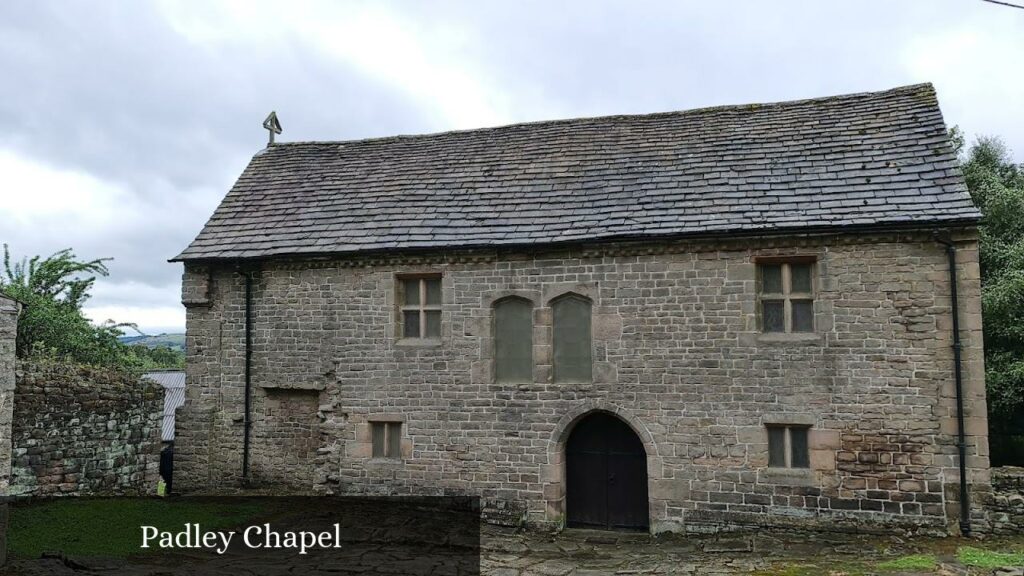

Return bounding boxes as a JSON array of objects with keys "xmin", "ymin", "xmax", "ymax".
[
  {"xmin": 7, "ymin": 360, "xmax": 161, "ymax": 498},
  {"xmin": 173, "ymin": 231, "xmax": 990, "ymax": 535}
]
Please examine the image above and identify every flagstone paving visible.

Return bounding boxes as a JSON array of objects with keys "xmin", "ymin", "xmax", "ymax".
[
  {"xmin": 3, "ymin": 525, "xmax": 1023, "ymax": 575},
  {"xmin": 481, "ymin": 528, "xmax": 1024, "ymax": 576}
]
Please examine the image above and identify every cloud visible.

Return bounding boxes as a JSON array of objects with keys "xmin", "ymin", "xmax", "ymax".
[
  {"xmin": 0, "ymin": 146, "xmax": 182, "ymax": 277},
  {"xmin": 1, "ymin": 0, "xmax": 1020, "ymax": 335},
  {"xmin": 0, "ymin": 147, "xmax": 201, "ymax": 329},
  {"xmin": 85, "ymin": 280, "xmax": 184, "ymax": 334},
  {"xmin": 84, "ymin": 305, "xmax": 185, "ymax": 336},
  {"xmin": 901, "ymin": 9, "xmax": 1024, "ymax": 156},
  {"xmin": 158, "ymin": 0, "xmax": 511, "ymax": 129},
  {"xmin": 0, "ymin": 148, "xmax": 136, "ymax": 226},
  {"xmin": 0, "ymin": 1, "xmax": 443, "ymax": 333}
]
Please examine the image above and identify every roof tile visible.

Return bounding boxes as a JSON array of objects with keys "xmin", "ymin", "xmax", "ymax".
[{"xmin": 175, "ymin": 83, "xmax": 979, "ymax": 261}]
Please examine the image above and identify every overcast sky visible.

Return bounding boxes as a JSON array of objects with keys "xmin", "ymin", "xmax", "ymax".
[{"xmin": 1, "ymin": 0, "xmax": 1021, "ymax": 335}]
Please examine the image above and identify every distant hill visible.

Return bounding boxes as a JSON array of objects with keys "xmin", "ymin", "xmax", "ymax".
[{"xmin": 119, "ymin": 333, "xmax": 186, "ymax": 352}]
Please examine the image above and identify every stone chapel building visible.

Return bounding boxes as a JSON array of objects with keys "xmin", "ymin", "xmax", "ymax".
[{"xmin": 173, "ymin": 84, "xmax": 989, "ymax": 534}]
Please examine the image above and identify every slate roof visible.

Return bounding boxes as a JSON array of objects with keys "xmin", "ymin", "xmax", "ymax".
[{"xmin": 174, "ymin": 83, "xmax": 979, "ymax": 262}]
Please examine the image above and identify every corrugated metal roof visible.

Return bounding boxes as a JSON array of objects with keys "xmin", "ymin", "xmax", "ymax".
[
  {"xmin": 143, "ymin": 371, "xmax": 185, "ymax": 442},
  {"xmin": 143, "ymin": 371, "xmax": 185, "ymax": 389}
]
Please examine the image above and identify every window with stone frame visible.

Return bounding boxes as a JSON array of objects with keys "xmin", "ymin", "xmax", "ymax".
[
  {"xmin": 494, "ymin": 296, "xmax": 534, "ymax": 383},
  {"xmin": 398, "ymin": 275, "xmax": 442, "ymax": 339},
  {"xmin": 370, "ymin": 421, "xmax": 402, "ymax": 459},
  {"xmin": 757, "ymin": 259, "xmax": 815, "ymax": 333},
  {"xmin": 552, "ymin": 294, "xmax": 593, "ymax": 383},
  {"xmin": 767, "ymin": 425, "xmax": 810, "ymax": 468}
]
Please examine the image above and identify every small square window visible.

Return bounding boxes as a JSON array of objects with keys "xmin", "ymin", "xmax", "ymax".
[
  {"xmin": 424, "ymin": 278, "xmax": 442, "ymax": 305},
  {"xmin": 790, "ymin": 263, "xmax": 812, "ymax": 293},
  {"xmin": 403, "ymin": 279, "xmax": 420, "ymax": 305},
  {"xmin": 789, "ymin": 427, "xmax": 810, "ymax": 468},
  {"xmin": 762, "ymin": 300, "xmax": 785, "ymax": 333},
  {"xmin": 386, "ymin": 422, "xmax": 401, "ymax": 458},
  {"xmin": 768, "ymin": 427, "xmax": 787, "ymax": 467},
  {"xmin": 402, "ymin": 311, "xmax": 420, "ymax": 338},
  {"xmin": 398, "ymin": 275, "xmax": 442, "ymax": 340},
  {"xmin": 761, "ymin": 264, "xmax": 783, "ymax": 294},
  {"xmin": 424, "ymin": 310, "xmax": 441, "ymax": 338},
  {"xmin": 791, "ymin": 300, "xmax": 814, "ymax": 333},
  {"xmin": 757, "ymin": 260, "xmax": 816, "ymax": 333},
  {"xmin": 370, "ymin": 421, "xmax": 403, "ymax": 459},
  {"xmin": 767, "ymin": 425, "xmax": 811, "ymax": 469}
]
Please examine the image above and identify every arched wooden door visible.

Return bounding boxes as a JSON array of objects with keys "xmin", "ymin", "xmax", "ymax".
[{"xmin": 566, "ymin": 412, "xmax": 649, "ymax": 530}]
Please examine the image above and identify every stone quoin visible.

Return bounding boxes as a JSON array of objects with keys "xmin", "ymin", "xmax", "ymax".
[{"xmin": 172, "ymin": 84, "xmax": 990, "ymax": 535}]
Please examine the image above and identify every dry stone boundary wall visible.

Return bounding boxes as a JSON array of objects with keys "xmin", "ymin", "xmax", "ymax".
[{"xmin": 6, "ymin": 360, "xmax": 162, "ymax": 498}]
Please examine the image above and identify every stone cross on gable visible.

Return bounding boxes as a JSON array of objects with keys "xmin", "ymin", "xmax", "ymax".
[{"xmin": 263, "ymin": 111, "xmax": 282, "ymax": 146}]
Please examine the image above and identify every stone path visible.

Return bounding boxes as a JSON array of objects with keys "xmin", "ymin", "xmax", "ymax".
[
  {"xmin": 479, "ymin": 528, "xmax": 1023, "ymax": 576},
  {"xmin": 484, "ymin": 528, "xmax": 856, "ymax": 575},
  {"xmin": 4, "ymin": 523, "xmax": 1023, "ymax": 575}
]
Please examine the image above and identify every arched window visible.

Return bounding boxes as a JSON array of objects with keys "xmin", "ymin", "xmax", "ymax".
[
  {"xmin": 552, "ymin": 294, "xmax": 592, "ymax": 383},
  {"xmin": 494, "ymin": 297, "xmax": 534, "ymax": 383}
]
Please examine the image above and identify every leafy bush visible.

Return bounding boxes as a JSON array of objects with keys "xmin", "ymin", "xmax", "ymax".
[
  {"xmin": 129, "ymin": 344, "xmax": 185, "ymax": 370},
  {"xmin": 954, "ymin": 132, "xmax": 1024, "ymax": 443},
  {"xmin": 1, "ymin": 245, "xmax": 182, "ymax": 371}
]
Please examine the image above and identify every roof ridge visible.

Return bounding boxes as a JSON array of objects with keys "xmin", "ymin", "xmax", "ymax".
[
  {"xmin": 176, "ymin": 82, "xmax": 977, "ymax": 263},
  {"xmin": 259, "ymin": 83, "xmax": 935, "ymax": 151}
]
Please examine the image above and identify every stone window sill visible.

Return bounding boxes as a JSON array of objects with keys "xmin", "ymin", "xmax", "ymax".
[
  {"xmin": 496, "ymin": 381, "xmax": 559, "ymax": 391},
  {"xmin": 395, "ymin": 338, "xmax": 442, "ymax": 348},
  {"xmin": 759, "ymin": 467, "xmax": 815, "ymax": 486},
  {"xmin": 762, "ymin": 413, "xmax": 817, "ymax": 426},
  {"xmin": 256, "ymin": 381, "xmax": 325, "ymax": 391},
  {"xmin": 756, "ymin": 332, "xmax": 823, "ymax": 345}
]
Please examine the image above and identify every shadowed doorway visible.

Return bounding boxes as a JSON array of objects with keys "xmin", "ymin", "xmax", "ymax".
[{"xmin": 566, "ymin": 412, "xmax": 649, "ymax": 530}]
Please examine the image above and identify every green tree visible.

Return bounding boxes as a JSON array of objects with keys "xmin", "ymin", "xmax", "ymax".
[
  {"xmin": 955, "ymin": 132, "xmax": 1024, "ymax": 453},
  {"xmin": 125, "ymin": 343, "xmax": 185, "ymax": 370},
  {"xmin": 0, "ymin": 245, "xmax": 182, "ymax": 370}
]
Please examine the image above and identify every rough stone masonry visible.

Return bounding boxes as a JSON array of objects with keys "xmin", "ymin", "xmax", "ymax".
[
  {"xmin": 1, "ymin": 294, "xmax": 163, "ymax": 500},
  {"xmin": 0, "ymin": 293, "xmax": 18, "ymax": 497},
  {"xmin": 172, "ymin": 84, "xmax": 993, "ymax": 535},
  {"xmin": 175, "ymin": 232, "xmax": 990, "ymax": 534},
  {"xmin": 7, "ymin": 360, "xmax": 163, "ymax": 498}
]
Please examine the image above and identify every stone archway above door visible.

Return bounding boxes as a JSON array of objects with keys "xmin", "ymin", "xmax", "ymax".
[
  {"xmin": 542, "ymin": 401, "xmax": 664, "ymax": 530},
  {"xmin": 566, "ymin": 411, "xmax": 649, "ymax": 530}
]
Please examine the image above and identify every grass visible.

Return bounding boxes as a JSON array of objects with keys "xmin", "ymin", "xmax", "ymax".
[
  {"xmin": 7, "ymin": 498, "xmax": 268, "ymax": 558},
  {"xmin": 753, "ymin": 562, "xmax": 868, "ymax": 576},
  {"xmin": 876, "ymin": 554, "xmax": 938, "ymax": 571},
  {"xmin": 752, "ymin": 564, "xmax": 825, "ymax": 576},
  {"xmin": 957, "ymin": 546, "xmax": 1024, "ymax": 569}
]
